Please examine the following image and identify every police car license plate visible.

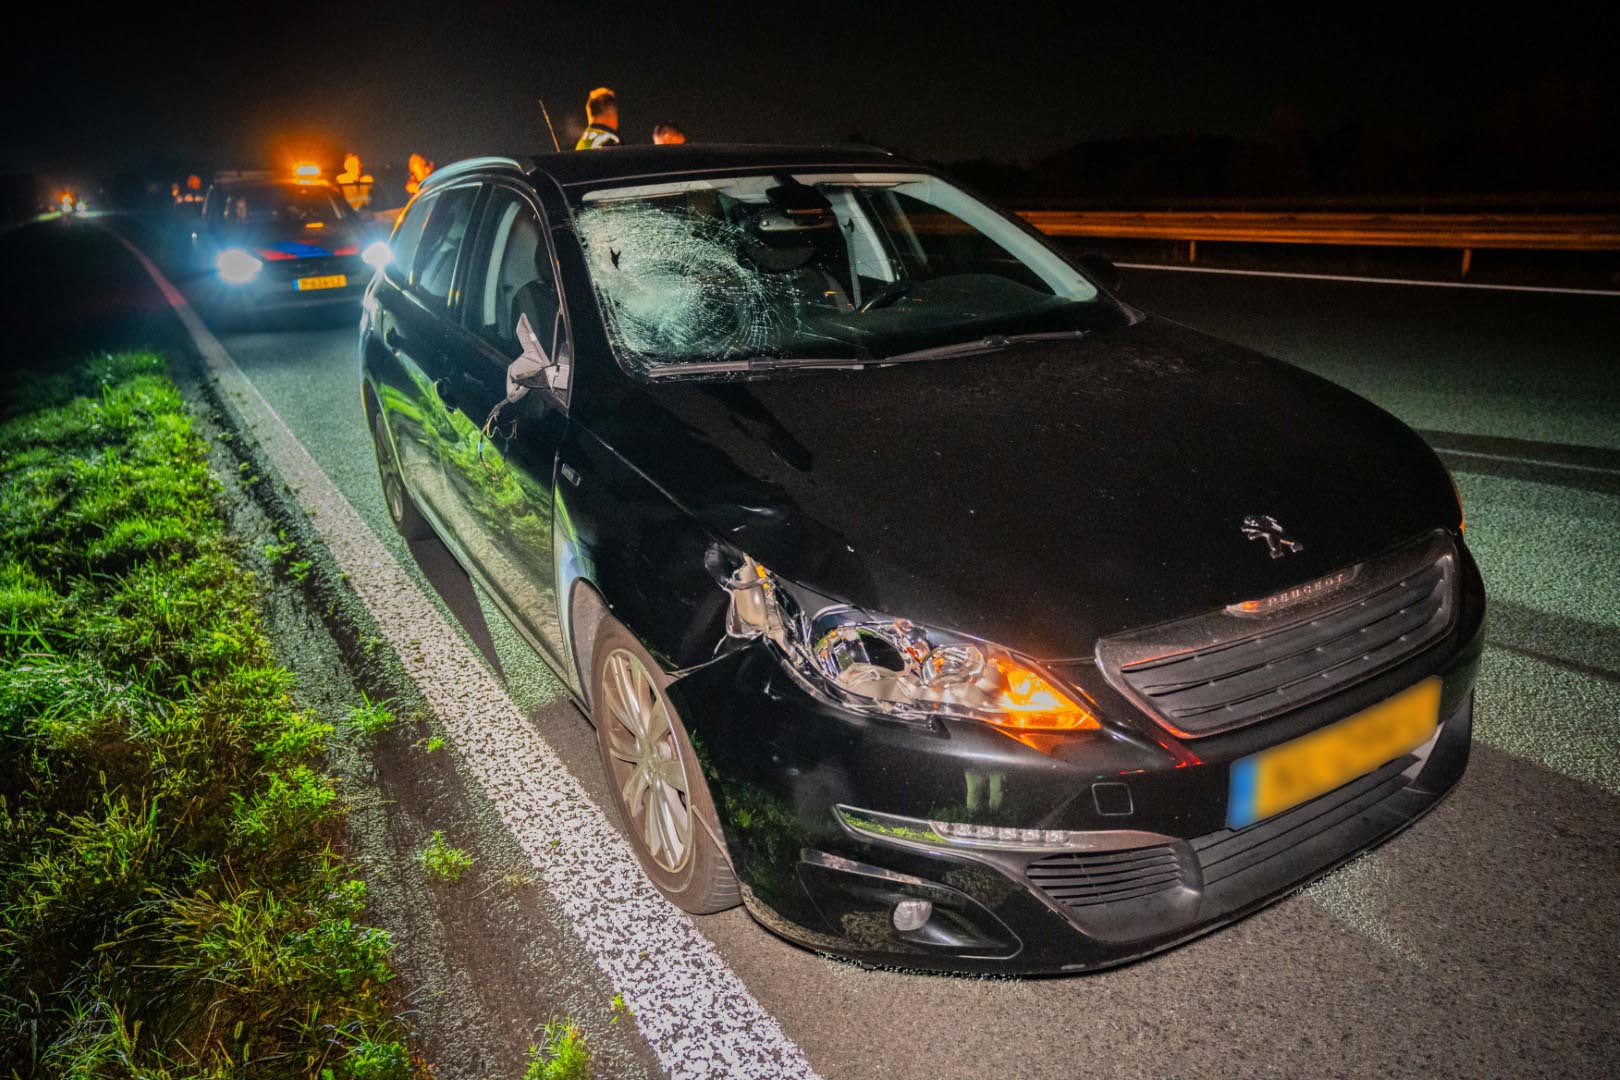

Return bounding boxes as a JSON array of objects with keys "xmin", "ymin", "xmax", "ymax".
[
  {"xmin": 1226, "ymin": 677, "xmax": 1440, "ymax": 829},
  {"xmin": 296, "ymin": 274, "xmax": 347, "ymax": 291}
]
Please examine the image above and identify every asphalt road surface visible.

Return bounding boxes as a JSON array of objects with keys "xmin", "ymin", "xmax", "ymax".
[{"xmin": 11, "ymin": 220, "xmax": 1619, "ymax": 1078}]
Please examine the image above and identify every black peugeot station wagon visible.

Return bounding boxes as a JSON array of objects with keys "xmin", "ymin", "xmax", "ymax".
[{"xmin": 359, "ymin": 145, "xmax": 1484, "ymax": 973}]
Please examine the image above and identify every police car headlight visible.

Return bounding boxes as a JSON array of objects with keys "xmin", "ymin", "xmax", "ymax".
[
  {"xmin": 215, "ymin": 248, "xmax": 262, "ymax": 285},
  {"xmin": 361, "ymin": 241, "xmax": 391, "ymax": 269}
]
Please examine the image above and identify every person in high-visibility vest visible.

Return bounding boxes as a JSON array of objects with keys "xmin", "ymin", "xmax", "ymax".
[
  {"xmin": 336, "ymin": 153, "xmax": 374, "ymax": 210},
  {"xmin": 575, "ymin": 87, "xmax": 621, "ymax": 150},
  {"xmin": 404, "ymin": 154, "xmax": 433, "ymax": 195}
]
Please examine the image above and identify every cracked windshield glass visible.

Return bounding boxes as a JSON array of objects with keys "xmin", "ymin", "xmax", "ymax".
[{"xmin": 574, "ymin": 172, "xmax": 1124, "ymax": 373}]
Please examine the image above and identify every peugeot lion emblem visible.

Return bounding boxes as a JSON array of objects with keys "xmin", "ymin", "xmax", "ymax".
[{"xmin": 1242, "ymin": 514, "xmax": 1304, "ymax": 559}]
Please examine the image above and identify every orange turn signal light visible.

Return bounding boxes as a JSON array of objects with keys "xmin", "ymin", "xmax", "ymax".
[{"xmin": 990, "ymin": 660, "xmax": 1099, "ymax": 731}]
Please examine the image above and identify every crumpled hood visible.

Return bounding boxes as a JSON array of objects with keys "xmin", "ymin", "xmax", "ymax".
[{"xmin": 604, "ymin": 317, "xmax": 1457, "ymax": 659}]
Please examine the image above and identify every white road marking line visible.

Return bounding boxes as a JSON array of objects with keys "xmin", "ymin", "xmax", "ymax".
[
  {"xmin": 109, "ymin": 231, "xmax": 821, "ymax": 1080},
  {"xmin": 1436, "ymin": 446, "xmax": 1620, "ymax": 476},
  {"xmin": 1115, "ymin": 261, "xmax": 1620, "ymax": 297}
]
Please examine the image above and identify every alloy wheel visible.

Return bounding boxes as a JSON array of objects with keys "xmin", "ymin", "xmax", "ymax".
[{"xmin": 601, "ymin": 648, "xmax": 693, "ymax": 873}]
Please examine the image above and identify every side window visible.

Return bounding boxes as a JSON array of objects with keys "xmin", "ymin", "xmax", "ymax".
[
  {"xmin": 388, "ymin": 192, "xmax": 437, "ymax": 281},
  {"xmin": 462, "ymin": 188, "xmax": 565, "ymax": 361},
  {"xmin": 410, "ymin": 186, "xmax": 479, "ymax": 304}
]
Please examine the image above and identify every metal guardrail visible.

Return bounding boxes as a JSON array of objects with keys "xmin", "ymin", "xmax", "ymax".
[{"xmin": 1018, "ymin": 211, "xmax": 1620, "ymax": 275}]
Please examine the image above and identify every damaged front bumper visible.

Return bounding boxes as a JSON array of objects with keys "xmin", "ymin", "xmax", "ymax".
[{"xmin": 664, "ymin": 573, "xmax": 1483, "ymax": 974}]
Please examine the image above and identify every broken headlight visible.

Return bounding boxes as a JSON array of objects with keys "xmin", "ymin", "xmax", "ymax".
[{"xmin": 726, "ymin": 558, "xmax": 1098, "ymax": 732}]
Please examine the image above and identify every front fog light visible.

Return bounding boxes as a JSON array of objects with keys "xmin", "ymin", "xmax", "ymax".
[
  {"xmin": 892, "ymin": 899, "xmax": 932, "ymax": 932},
  {"xmin": 361, "ymin": 240, "xmax": 391, "ymax": 269},
  {"xmin": 215, "ymin": 247, "xmax": 262, "ymax": 285}
]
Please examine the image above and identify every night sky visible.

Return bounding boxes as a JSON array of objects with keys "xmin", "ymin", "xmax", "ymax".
[{"xmin": 6, "ymin": 3, "xmax": 1616, "ymax": 191}]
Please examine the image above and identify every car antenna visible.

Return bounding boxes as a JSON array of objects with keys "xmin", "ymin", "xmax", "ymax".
[{"xmin": 537, "ymin": 97, "xmax": 561, "ymax": 153}]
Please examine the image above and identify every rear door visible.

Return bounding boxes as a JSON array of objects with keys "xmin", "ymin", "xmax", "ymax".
[{"xmin": 434, "ymin": 182, "xmax": 574, "ymax": 670}]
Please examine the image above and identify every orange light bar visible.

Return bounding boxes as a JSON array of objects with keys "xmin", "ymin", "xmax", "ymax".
[{"xmin": 293, "ymin": 162, "xmax": 321, "ymax": 177}]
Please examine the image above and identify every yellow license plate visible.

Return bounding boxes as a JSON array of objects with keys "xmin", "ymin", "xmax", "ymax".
[
  {"xmin": 1227, "ymin": 677, "xmax": 1441, "ymax": 828},
  {"xmin": 295, "ymin": 274, "xmax": 347, "ymax": 291}
]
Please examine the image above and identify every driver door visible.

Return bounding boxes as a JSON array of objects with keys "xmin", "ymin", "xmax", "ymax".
[{"xmin": 436, "ymin": 182, "xmax": 574, "ymax": 671}]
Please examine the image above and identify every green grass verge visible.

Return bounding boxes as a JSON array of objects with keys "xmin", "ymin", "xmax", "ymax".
[
  {"xmin": 0, "ymin": 353, "xmax": 417, "ymax": 1076},
  {"xmin": 414, "ymin": 832, "xmax": 475, "ymax": 884},
  {"xmin": 522, "ymin": 1020, "xmax": 591, "ymax": 1080}
]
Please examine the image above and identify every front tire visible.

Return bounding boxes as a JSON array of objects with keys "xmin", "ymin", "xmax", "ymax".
[{"xmin": 591, "ymin": 622, "xmax": 739, "ymax": 914}]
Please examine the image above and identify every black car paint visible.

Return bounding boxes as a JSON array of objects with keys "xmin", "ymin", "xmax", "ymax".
[
  {"xmin": 582, "ymin": 318, "xmax": 1460, "ymax": 661},
  {"xmin": 359, "ymin": 146, "xmax": 1484, "ymax": 973}
]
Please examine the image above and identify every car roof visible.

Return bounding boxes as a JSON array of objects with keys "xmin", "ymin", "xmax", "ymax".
[{"xmin": 523, "ymin": 143, "xmax": 909, "ymax": 189}]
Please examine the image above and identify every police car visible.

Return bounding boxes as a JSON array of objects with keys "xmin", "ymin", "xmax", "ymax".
[{"xmin": 193, "ymin": 166, "xmax": 390, "ymax": 313}]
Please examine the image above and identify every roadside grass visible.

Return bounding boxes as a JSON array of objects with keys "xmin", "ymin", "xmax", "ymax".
[
  {"xmin": 0, "ymin": 353, "xmax": 417, "ymax": 1075},
  {"xmin": 522, "ymin": 1019, "xmax": 592, "ymax": 1080},
  {"xmin": 414, "ymin": 831, "xmax": 475, "ymax": 884},
  {"xmin": 348, "ymin": 693, "xmax": 398, "ymax": 738}
]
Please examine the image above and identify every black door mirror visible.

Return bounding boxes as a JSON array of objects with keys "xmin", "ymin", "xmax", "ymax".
[{"xmin": 1076, "ymin": 253, "xmax": 1123, "ymax": 294}]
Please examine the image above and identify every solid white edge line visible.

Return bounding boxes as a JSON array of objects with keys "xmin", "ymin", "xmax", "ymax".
[
  {"xmin": 106, "ymin": 228, "xmax": 821, "ymax": 1080},
  {"xmin": 1113, "ymin": 261, "xmax": 1620, "ymax": 297},
  {"xmin": 1436, "ymin": 446, "xmax": 1620, "ymax": 476}
]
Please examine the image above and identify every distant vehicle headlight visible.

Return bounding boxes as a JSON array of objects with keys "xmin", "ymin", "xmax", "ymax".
[
  {"xmin": 215, "ymin": 248, "xmax": 262, "ymax": 285},
  {"xmin": 726, "ymin": 558, "xmax": 1099, "ymax": 732},
  {"xmin": 361, "ymin": 240, "xmax": 391, "ymax": 269}
]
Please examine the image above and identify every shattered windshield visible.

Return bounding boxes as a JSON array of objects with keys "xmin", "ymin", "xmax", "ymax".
[{"xmin": 572, "ymin": 172, "xmax": 1123, "ymax": 374}]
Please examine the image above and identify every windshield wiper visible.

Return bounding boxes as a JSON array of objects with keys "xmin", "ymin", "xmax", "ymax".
[
  {"xmin": 643, "ymin": 330, "xmax": 1092, "ymax": 378},
  {"xmin": 878, "ymin": 329, "xmax": 1092, "ymax": 364},
  {"xmin": 644, "ymin": 355, "xmax": 872, "ymax": 378}
]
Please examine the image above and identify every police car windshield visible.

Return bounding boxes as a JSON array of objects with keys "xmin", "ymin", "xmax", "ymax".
[
  {"xmin": 218, "ymin": 183, "xmax": 347, "ymax": 226},
  {"xmin": 571, "ymin": 171, "xmax": 1123, "ymax": 375}
]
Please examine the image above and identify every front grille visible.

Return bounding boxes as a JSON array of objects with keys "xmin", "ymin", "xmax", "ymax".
[
  {"xmin": 1192, "ymin": 754, "xmax": 1413, "ymax": 886},
  {"xmin": 1099, "ymin": 535, "xmax": 1456, "ymax": 738},
  {"xmin": 1025, "ymin": 845, "xmax": 1184, "ymax": 908}
]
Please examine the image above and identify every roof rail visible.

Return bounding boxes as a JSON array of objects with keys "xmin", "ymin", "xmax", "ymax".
[{"xmin": 419, "ymin": 156, "xmax": 532, "ymax": 191}]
